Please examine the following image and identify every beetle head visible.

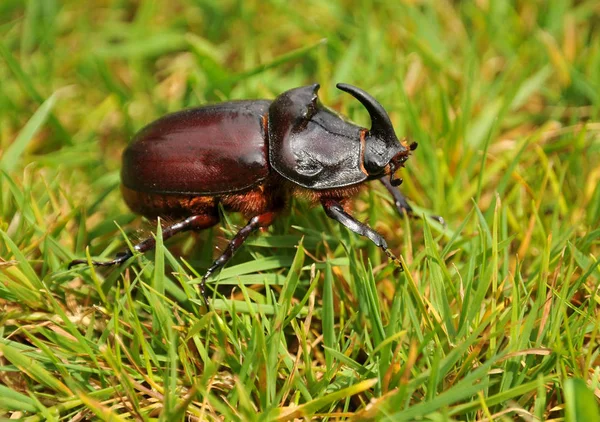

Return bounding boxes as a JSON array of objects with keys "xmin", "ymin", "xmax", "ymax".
[{"xmin": 336, "ymin": 83, "xmax": 412, "ymax": 186}]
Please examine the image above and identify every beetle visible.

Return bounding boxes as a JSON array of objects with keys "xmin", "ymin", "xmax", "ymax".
[{"xmin": 70, "ymin": 83, "xmax": 442, "ymax": 307}]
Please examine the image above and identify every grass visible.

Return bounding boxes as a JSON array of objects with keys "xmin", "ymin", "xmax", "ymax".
[{"xmin": 1, "ymin": 0, "xmax": 600, "ymax": 420}]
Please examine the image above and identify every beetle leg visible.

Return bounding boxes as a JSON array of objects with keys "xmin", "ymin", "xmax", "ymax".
[
  {"xmin": 200, "ymin": 212, "xmax": 277, "ymax": 308},
  {"xmin": 379, "ymin": 177, "xmax": 445, "ymax": 225},
  {"xmin": 321, "ymin": 199, "xmax": 401, "ymax": 267},
  {"xmin": 68, "ymin": 214, "xmax": 218, "ymax": 269}
]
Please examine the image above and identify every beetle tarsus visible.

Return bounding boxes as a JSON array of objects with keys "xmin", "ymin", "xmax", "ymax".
[{"xmin": 68, "ymin": 251, "xmax": 132, "ymax": 269}]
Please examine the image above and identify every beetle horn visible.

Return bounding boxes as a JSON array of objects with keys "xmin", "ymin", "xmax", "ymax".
[{"xmin": 336, "ymin": 83, "xmax": 396, "ymax": 142}]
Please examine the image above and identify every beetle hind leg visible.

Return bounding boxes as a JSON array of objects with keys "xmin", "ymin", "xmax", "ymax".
[{"xmin": 68, "ymin": 214, "xmax": 219, "ymax": 269}]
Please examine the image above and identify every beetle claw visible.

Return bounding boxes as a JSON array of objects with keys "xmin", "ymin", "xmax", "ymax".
[
  {"xmin": 430, "ymin": 214, "xmax": 446, "ymax": 226},
  {"xmin": 383, "ymin": 248, "xmax": 404, "ymax": 271}
]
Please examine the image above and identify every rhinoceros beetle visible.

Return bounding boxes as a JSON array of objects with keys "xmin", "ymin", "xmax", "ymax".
[{"xmin": 70, "ymin": 83, "xmax": 442, "ymax": 307}]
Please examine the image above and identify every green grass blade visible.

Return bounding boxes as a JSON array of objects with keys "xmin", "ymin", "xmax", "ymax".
[
  {"xmin": 564, "ymin": 378, "xmax": 600, "ymax": 422},
  {"xmin": 0, "ymin": 93, "xmax": 57, "ymax": 172}
]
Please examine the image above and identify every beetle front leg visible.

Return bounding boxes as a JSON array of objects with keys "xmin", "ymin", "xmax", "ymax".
[
  {"xmin": 321, "ymin": 199, "xmax": 401, "ymax": 267},
  {"xmin": 68, "ymin": 214, "xmax": 218, "ymax": 269},
  {"xmin": 379, "ymin": 177, "xmax": 445, "ymax": 225},
  {"xmin": 200, "ymin": 212, "xmax": 277, "ymax": 309}
]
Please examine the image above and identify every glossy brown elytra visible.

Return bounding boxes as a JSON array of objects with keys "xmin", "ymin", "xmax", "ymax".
[{"xmin": 70, "ymin": 83, "xmax": 443, "ymax": 308}]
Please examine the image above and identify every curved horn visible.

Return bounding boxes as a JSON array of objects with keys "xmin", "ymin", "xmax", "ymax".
[{"xmin": 336, "ymin": 83, "xmax": 395, "ymax": 139}]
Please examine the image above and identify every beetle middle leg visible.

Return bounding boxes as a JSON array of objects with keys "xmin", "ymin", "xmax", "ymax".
[
  {"xmin": 379, "ymin": 177, "xmax": 445, "ymax": 225},
  {"xmin": 321, "ymin": 199, "xmax": 402, "ymax": 267},
  {"xmin": 200, "ymin": 211, "xmax": 277, "ymax": 308},
  {"xmin": 68, "ymin": 214, "xmax": 218, "ymax": 268}
]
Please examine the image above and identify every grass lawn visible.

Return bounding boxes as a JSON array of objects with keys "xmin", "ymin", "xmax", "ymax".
[{"xmin": 2, "ymin": 0, "xmax": 600, "ymax": 420}]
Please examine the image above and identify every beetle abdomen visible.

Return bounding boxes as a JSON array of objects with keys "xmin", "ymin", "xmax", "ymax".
[
  {"xmin": 121, "ymin": 183, "xmax": 280, "ymax": 220},
  {"xmin": 122, "ymin": 101, "xmax": 271, "ymax": 195},
  {"xmin": 121, "ymin": 185, "xmax": 218, "ymax": 219}
]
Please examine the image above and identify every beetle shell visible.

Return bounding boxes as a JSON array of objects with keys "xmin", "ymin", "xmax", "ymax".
[
  {"xmin": 268, "ymin": 84, "xmax": 369, "ymax": 189},
  {"xmin": 121, "ymin": 101, "xmax": 271, "ymax": 196}
]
